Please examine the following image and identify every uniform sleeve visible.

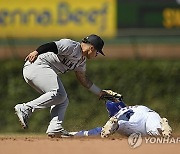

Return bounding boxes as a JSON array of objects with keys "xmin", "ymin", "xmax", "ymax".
[
  {"xmin": 36, "ymin": 42, "xmax": 58, "ymax": 54},
  {"xmin": 54, "ymin": 39, "xmax": 73, "ymax": 55}
]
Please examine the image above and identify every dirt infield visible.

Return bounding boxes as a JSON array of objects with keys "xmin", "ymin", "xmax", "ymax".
[{"xmin": 0, "ymin": 135, "xmax": 179, "ymax": 154}]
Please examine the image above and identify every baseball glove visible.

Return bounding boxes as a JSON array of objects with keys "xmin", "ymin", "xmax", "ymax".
[{"xmin": 99, "ymin": 90, "xmax": 123, "ymax": 102}]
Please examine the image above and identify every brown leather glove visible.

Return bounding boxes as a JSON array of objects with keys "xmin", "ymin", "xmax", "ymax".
[{"xmin": 99, "ymin": 90, "xmax": 123, "ymax": 102}]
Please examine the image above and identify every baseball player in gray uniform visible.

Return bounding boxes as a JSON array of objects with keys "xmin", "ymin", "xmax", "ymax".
[{"xmin": 14, "ymin": 34, "xmax": 108, "ymax": 137}]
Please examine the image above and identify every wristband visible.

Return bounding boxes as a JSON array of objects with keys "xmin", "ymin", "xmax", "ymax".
[{"xmin": 89, "ymin": 83, "xmax": 101, "ymax": 95}]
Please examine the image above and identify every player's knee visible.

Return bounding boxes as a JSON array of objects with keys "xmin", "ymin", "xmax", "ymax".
[
  {"xmin": 51, "ymin": 89, "xmax": 67, "ymax": 103},
  {"xmin": 63, "ymin": 97, "xmax": 69, "ymax": 107},
  {"xmin": 57, "ymin": 90, "xmax": 67, "ymax": 102}
]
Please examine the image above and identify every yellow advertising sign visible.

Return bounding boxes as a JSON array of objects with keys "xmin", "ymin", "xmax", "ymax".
[
  {"xmin": 163, "ymin": 8, "xmax": 180, "ymax": 28},
  {"xmin": 0, "ymin": 0, "xmax": 116, "ymax": 38}
]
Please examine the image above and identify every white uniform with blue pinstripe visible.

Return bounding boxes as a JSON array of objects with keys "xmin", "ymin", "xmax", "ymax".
[
  {"xmin": 73, "ymin": 105, "xmax": 162, "ymax": 137},
  {"xmin": 115, "ymin": 105, "xmax": 162, "ymax": 136}
]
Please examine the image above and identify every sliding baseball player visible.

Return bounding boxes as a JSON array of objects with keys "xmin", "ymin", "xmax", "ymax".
[{"xmin": 71, "ymin": 90, "xmax": 172, "ymax": 138}]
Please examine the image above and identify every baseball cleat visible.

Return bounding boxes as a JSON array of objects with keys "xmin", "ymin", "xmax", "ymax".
[
  {"xmin": 160, "ymin": 118, "xmax": 172, "ymax": 138},
  {"xmin": 69, "ymin": 131, "xmax": 79, "ymax": 136},
  {"xmin": 14, "ymin": 104, "xmax": 30, "ymax": 129},
  {"xmin": 101, "ymin": 116, "xmax": 119, "ymax": 138},
  {"xmin": 48, "ymin": 129, "xmax": 74, "ymax": 138}
]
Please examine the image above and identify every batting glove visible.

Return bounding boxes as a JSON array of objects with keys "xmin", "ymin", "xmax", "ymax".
[
  {"xmin": 160, "ymin": 118, "xmax": 172, "ymax": 138},
  {"xmin": 101, "ymin": 116, "xmax": 119, "ymax": 138}
]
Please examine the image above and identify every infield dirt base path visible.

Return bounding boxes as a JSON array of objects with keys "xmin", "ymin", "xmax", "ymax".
[{"xmin": 0, "ymin": 136, "xmax": 179, "ymax": 154}]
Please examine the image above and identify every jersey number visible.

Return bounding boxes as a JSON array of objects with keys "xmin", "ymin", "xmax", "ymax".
[{"xmin": 119, "ymin": 109, "xmax": 134, "ymax": 121}]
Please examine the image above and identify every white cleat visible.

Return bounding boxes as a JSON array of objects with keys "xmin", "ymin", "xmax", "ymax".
[
  {"xmin": 160, "ymin": 118, "xmax": 172, "ymax": 138},
  {"xmin": 47, "ymin": 129, "xmax": 74, "ymax": 138},
  {"xmin": 14, "ymin": 104, "xmax": 30, "ymax": 129},
  {"xmin": 101, "ymin": 116, "xmax": 119, "ymax": 138}
]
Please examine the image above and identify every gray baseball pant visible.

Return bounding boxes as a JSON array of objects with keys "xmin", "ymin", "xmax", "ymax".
[{"xmin": 23, "ymin": 61, "xmax": 68, "ymax": 133}]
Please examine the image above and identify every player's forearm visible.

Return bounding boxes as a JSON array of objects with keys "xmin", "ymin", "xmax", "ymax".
[
  {"xmin": 75, "ymin": 71, "xmax": 93, "ymax": 88},
  {"xmin": 75, "ymin": 71, "xmax": 101, "ymax": 95}
]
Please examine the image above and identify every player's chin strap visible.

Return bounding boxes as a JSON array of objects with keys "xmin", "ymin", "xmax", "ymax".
[{"xmin": 99, "ymin": 90, "xmax": 123, "ymax": 102}]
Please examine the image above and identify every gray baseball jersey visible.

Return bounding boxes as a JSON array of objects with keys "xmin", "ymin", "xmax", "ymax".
[{"xmin": 25, "ymin": 39, "xmax": 86, "ymax": 74}]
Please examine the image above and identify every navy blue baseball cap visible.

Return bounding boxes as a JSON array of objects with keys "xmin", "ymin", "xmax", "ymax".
[{"xmin": 82, "ymin": 34, "xmax": 105, "ymax": 56}]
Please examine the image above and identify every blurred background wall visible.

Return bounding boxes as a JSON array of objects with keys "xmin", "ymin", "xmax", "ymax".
[
  {"xmin": 0, "ymin": 0, "xmax": 179, "ymax": 134},
  {"xmin": 0, "ymin": 0, "xmax": 179, "ymax": 59}
]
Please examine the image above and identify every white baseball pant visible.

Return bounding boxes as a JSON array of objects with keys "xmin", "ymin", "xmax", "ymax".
[{"xmin": 23, "ymin": 60, "xmax": 68, "ymax": 133}]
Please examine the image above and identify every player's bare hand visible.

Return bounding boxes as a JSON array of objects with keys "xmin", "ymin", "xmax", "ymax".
[
  {"xmin": 99, "ymin": 90, "xmax": 118, "ymax": 102},
  {"xmin": 25, "ymin": 50, "xmax": 39, "ymax": 63},
  {"xmin": 99, "ymin": 91, "xmax": 108, "ymax": 99}
]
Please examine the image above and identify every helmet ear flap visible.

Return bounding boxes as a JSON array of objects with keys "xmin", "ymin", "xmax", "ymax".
[{"xmin": 106, "ymin": 100, "xmax": 126, "ymax": 117}]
